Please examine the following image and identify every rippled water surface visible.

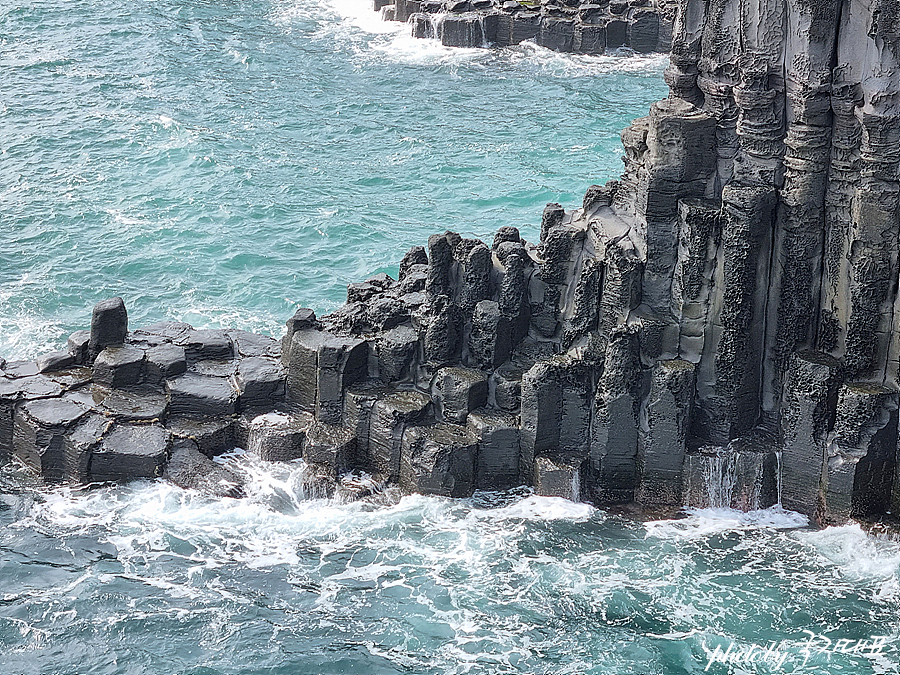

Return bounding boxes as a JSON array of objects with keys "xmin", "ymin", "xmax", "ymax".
[
  {"xmin": 3, "ymin": 1, "xmax": 900, "ymax": 674},
  {"xmin": 1, "ymin": 0, "xmax": 666, "ymax": 359},
  {"xmin": 2, "ymin": 458, "xmax": 900, "ymax": 675}
]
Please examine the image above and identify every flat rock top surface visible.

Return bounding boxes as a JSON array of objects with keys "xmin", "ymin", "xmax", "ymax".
[
  {"xmin": 22, "ymin": 398, "xmax": 88, "ymax": 427},
  {"xmin": 98, "ymin": 424, "xmax": 169, "ymax": 456}
]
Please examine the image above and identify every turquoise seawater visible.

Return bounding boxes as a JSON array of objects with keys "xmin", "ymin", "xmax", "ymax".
[
  {"xmin": 3, "ymin": 2, "xmax": 900, "ymax": 674},
  {"xmin": 1, "ymin": 0, "xmax": 665, "ymax": 360}
]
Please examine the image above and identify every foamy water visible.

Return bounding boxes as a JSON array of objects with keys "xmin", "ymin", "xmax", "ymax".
[{"xmin": 2, "ymin": 455, "xmax": 900, "ymax": 674}]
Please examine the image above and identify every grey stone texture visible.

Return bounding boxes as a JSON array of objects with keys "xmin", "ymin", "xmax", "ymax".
[
  {"xmin": 164, "ymin": 439, "xmax": 244, "ymax": 498},
  {"xmin": 467, "ymin": 408, "xmax": 520, "ymax": 490},
  {"xmin": 88, "ymin": 296, "xmax": 128, "ymax": 362},
  {"xmin": 399, "ymin": 422, "xmax": 477, "ymax": 497},
  {"xmin": 400, "ymin": 0, "xmax": 676, "ymax": 53},
  {"xmin": 93, "ymin": 345, "xmax": 145, "ymax": 388},
  {"xmin": 247, "ymin": 413, "xmax": 309, "ymax": 462},
  {"xmin": 90, "ymin": 423, "xmax": 170, "ymax": 482}
]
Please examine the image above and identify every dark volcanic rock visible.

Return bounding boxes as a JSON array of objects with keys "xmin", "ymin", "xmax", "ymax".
[
  {"xmin": 13, "ymin": 398, "xmax": 88, "ymax": 481},
  {"xmin": 400, "ymin": 422, "xmax": 477, "ymax": 498},
  {"xmin": 467, "ymin": 408, "xmax": 520, "ymax": 490},
  {"xmin": 177, "ymin": 329, "xmax": 234, "ymax": 362},
  {"xmin": 94, "ymin": 385, "xmax": 168, "ymax": 422},
  {"xmin": 166, "ymin": 416, "xmax": 235, "ymax": 457},
  {"xmin": 64, "ymin": 413, "xmax": 111, "ymax": 482},
  {"xmin": 37, "ymin": 351, "xmax": 75, "ymax": 374},
  {"xmin": 164, "ymin": 439, "xmax": 244, "ymax": 498},
  {"xmin": 92, "ymin": 345, "xmax": 145, "ymax": 388},
  {"xmin": 369, "ymin": 391, "xmax": 433, "ymax": 481},
  {"xmin": 145, "ymin": 344, "xmax": 187, "ymax": 384},
  {"xmin": 167, "ymin": 373, "xmax": 237, "ymax": 418},
  {"xmin": 433, "ymin": 366, "xmax": 488, "ymax": 424},
  {"xmin": 247, "ymin": 412, "xmax": 308, "ymax": 462},
  {"xmin": 9, "ymin": 1, "xmax": 900, "ymax": 529},
  {"xmin": 90, "ymin": 423, "xmax": 170, "ymax": 482},
  {"xmin": 89, "ymin": 297, "xmax": 128, "ymax": 362},
  {"xmin": 304, "ymin": 421, "xmax": 356, "ymax": 475},
  {"xmin": 233, "ymin": 356, "xmax": 285, "ymax": 411}
]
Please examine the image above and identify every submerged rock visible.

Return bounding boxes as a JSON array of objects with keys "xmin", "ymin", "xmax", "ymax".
[{"xmin": 164, "ymin": 439, "xmax": 244, "ymax": 498}]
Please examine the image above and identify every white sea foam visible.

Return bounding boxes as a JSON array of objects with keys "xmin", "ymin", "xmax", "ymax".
[
  {"xmin": 481, "ymin": 494, "xmax": 596, "ymax": 522},
  {"xmin": 644, "ymin": 505, "xmax": 810, "ymax": 540},
  {"xmin": 797, "ymin": 523, "xmax": 900, "ymax": 582},
  {"xmin": 275, "ymin": 0, "xmax": 669, "ymax": 74}
]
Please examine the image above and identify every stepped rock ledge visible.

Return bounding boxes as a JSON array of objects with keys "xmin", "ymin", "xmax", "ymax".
[
  {"xmin": 377, "ymin": 0, "xmax": 678, "ymax": 53},
  {"xmin": 5, "ymin": 0, "xmax": 900, "ymax": 528}
]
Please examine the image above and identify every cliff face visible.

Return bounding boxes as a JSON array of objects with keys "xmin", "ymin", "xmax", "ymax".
[
  {"xmin": 310, "ymin": 0, "xmax": 899, "ymax": 526},
  {"xmin": 588, "ymin": 0, "xmax": 900, "ymax": 524},
  {"xmin": 2, "ymin": 1, "xmax": 899, "ymax": 527}
]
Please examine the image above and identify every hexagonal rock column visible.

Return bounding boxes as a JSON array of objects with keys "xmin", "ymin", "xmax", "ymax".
[
  {"xmin": 432, "ymin": 366, "xmax": 488, "ymax": 424},
  {"xmin": 64, "ymin": 413, "xmax": 111, "ymax": 482},
  {"xmin": 167, "ymin": 373, "xmax": 237, "ymax": 418},
  {"xmin": 534, "ymin": 454, "xmax": 585, "ymax": 501},
  {"xmin": 166, "ymin": 417, "xmax": 235, "ymax": 457},
  {"xmin": 285, "ymin": 328, "xmax": 328, "ymax": 414},
  {"xmin": 823, "ymin": 384, "xmax": 899, "ymax": 525},
  {"xmin": 304, "ymin": 422, "xmax": 356, "ymax": 477},
  {"xmin": 281, "ymin": 308, "xmax": 317, "ymax": 363},
  {"xmin": 467, "ymin": 408, "xmax": 519, "ymax": 490},
  {"xmin": 588, "ymin": 327, "xmax": 641, "ymax": 503},
  {"xmin": 144, "ymin": 344, "xmax": 187, "ymax": 384},
  {"xmin": 343, "ymin": 381, "xmax": 390, "ymax": 469},
  {"xmin": 400, "ymin": 423, "xmax": 477, "ymax": 498},
  {"xmin": 376, "ymin": 325, "xmax": 418, "ymax": 384},
  {"xmin": 247, "ymin": 412, "xmax": 309, "ymax": 462},
  {"xmin": 369, "ymin": 391, "xmax": 433, "ymax": 481},
  {"xmin": 284, "ymin": 328, "xmax": 366, "ymax": 423},
  {"xmin": 316, "ymin": 336, "xmax": 367, "ymax": 424},
  {"xmin": 779, "ymin": 352, "xmax": 841, "ymax": 520},
  {"xmin": 88, "ymin": 297, "xmax": 128, "ymax": 362},
  {"xmin": 469, "ymin": 301, "xmax": 512, "ymax": 370},
  {"xmin": 93, "ymin": 386, "xmax": 168, "ymax": 422},
  {"xmin": 636, "ymin": 359, "xmax": 694, "ymax": 506},
  {"xmin": 175, "ymin": 329, "xmax": 234, "ymax": 362},
  {"xmin": 0, "ymin": 375, "xmax": 65, "ymax": 463},
  {"xmin": 90, "ymin": 423, "xmax": 170, "ymax": 482},
  {"xmin": 233, "ymin": 356, "xmax": 285, "ymax": 412},
  {"xmin": 92, "ymin": 345, "xmax": 145, "ymax": 388},
  {"xmin": 520, "ymin": 355, "xmax": 592, "ymax": 485},
  {"xmin": 13, "ymin": 398, "xmax": 89, "ymax": 481}
]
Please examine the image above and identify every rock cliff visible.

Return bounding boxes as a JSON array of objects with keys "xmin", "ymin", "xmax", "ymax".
[
  {"xmin": 377, "ymin": 0, "xmax": 677, "ymax": 53},
  {"xmin": 3, "ymin": 0, "xmax": 900, "ymax": 528}
]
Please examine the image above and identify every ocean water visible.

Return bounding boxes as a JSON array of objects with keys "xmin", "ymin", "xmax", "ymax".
[
  {"xmin": 1, "ymin": 0, "xmax": 665, "ymax": 361},
  {"xmin": 3, "ymin": 457, "xmax": 900, "ymax": 675},
  {"xmin": 3, "ymin": 1, "xmax": 900, "ymax": 674}
]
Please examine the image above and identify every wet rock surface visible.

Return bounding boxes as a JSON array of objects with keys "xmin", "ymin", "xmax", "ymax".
[{"xmin": 388, "ymin": 0, "xmax": 676, "ymax": 53}]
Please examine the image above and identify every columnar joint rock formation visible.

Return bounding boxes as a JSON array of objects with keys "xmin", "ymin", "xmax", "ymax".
[
  {"xmin": 376, "ymin": 0, "xmax": 677, "ymax": 53},
  {"xmin": 2, "ymin": 1, "xmax": 900, "ymax": 528}
]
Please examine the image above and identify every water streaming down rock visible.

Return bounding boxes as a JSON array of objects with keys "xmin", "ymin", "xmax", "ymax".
[
  {"xmin": 3, "ymin": 1, "xmax": 900, "ymax": 530},
  {"xmin": 683, "ymin": 442, "xmax": 778, "ymax": 511},
  {"xmin": 411, "ymin": 11, "xmax": 492, "ymax": 48}
]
